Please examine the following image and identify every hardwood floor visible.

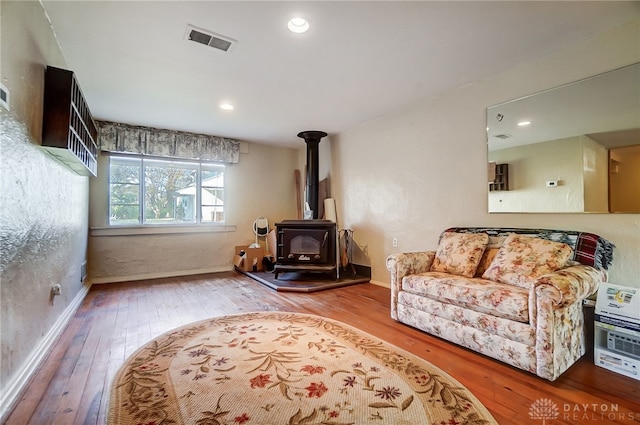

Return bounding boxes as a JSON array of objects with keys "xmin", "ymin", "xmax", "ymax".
[{"xmin": 4, "ymin": 272, "xmax": 640, "ymax": 424}]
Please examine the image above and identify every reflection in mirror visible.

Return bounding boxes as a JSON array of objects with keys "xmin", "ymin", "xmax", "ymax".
[
  {"xmin": 610, "ymin": 144, "xmax": 640, "ymax": 212},
  {"xmin": 487, "ymin": 62, "xmax": 640, "ymax": 213}
]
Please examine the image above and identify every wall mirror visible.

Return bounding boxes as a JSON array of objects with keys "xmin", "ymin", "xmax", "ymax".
[{"xmin": 487, "ymin": 62, "xmax": 640, "ymax": 213}]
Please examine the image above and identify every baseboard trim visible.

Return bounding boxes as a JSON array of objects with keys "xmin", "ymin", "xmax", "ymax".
[
  {"xmin": 90, "ymin": 266, "xmax": 232, "ymax": 284},
  {"xmin": 0, "ymin": 281, "xmax": 91, "ymax": 422},
  {"xmin": 369, "ymin": 279, "xmax": 389, "ymax": 288}
]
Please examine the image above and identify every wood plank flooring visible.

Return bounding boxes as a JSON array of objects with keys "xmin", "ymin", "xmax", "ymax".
[{"xmin": 4, "ymin": 272, "xmax": 640, "ymax": 424}]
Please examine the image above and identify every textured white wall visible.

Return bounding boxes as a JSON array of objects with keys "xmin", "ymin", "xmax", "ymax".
[
  {"xmin": 330, "ymin": 20, "xmax": 640, "ymax": 287},
  {"xmin": 0, "ymin": 0, "xmax": 89, "ymax": 415}
]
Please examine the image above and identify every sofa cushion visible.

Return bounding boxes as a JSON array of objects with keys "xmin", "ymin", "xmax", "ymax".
[
  {"xmin": 402, "ymin": 272, "xmax": 530, "ymax": 323},
  {"xmin": 396, "ymin": 304, "xmax": 537, "ymax": 374},
  {"xmin": 430, "ymin": 232, "xmax": 489, "ymax": 278},
  {"xmin": 397, "ymin": 291, "xmax": 536, "ymax": 346},
  {"xmin": 474, "ymin": 247, "xmax": 500, "ymax": 277},
  {"xmin": 482, "ymin": 233, "xmax": 573, "ymax": 289}
]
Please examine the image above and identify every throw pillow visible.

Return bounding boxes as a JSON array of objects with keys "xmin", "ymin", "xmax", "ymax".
[
  {"xmin": 481, "ymin": 233, "xmax": 573, "ymax": 288},
  {"xmin": 430, "ymin": 232, "xmax": 489, "ymax": 278},
  {"xmin": 474, "ymin": 247, "xmax": 500, "ymax": 277},
  {"xmin": 474, "ymin": 235, "xmax": 508, "ymax": 277}
]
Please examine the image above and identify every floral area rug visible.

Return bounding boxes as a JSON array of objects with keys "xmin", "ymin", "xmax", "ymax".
[{"xmin": 108, "ymin": 312, "xmax": 497, "ymax": 425}]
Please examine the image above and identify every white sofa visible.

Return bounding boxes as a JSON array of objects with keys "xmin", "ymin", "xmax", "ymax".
[{"xmin": 387, "ymin": 227, "xmax": 614, "ymax": 381}]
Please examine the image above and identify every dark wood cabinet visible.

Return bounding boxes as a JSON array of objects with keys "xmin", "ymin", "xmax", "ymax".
[
  {"xmin": 489, "ymin": 163, "xmax": 509, "ymax": 191},
  {"xmin": 41, "ymin": 66, "xmax": 98, "ymax": 176}
]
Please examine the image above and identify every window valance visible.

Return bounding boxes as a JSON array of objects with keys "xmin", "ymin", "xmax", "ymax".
[{"xmin": 97, "ymin": 121, "xmax": 240, "ymax": 164}]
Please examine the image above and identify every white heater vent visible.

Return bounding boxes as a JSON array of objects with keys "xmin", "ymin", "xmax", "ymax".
[{"xmin": 185, "ymin": 25, "xmax": 235, "ymax": 52}]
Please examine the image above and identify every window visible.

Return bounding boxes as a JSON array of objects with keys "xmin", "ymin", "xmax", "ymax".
[{"xmin": 108, "ymin": 155, "xmax": 225, "ymax": 226}]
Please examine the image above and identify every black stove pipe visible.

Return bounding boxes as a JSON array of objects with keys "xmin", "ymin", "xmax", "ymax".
[{"xmin": 297, "ymin": 130, "xmax": 327, "ymax": 219}]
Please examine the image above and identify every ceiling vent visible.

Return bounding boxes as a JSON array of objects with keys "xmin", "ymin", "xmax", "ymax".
[
  {"xmin": 185, "ymin": 25, "xmax": 235, "ymax": 52},
  {"xmin": 494, "ymin": 134, "xmax": 511, "ymax": 139}
]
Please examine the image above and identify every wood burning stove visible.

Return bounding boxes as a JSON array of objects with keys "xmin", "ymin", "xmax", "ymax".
[
  {"xmin": 273, "ymin": 131, "xmax": 338, "ymax": 280},
  {"xmin": 274, "ymin": 220, "xmax": 337, "ymax": 279}
]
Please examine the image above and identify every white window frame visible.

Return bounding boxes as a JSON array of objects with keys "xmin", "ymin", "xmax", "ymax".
[{"xmin": 107, "ymin": 153, "xmax": 226, "ymax": 227}]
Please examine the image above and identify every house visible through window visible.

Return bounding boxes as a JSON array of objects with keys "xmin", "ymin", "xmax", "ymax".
[{"xmin": 108, "ymin": 155, "xmax": 225, "ymax": 225}]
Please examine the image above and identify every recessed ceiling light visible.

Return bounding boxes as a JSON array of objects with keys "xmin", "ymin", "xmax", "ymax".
[
  {"xmin": 517, "ymin": 121, "xmax": 531, "ymax": 126},
  {"xmin": 220, "ymin": 103, "xmax": 234, "ymax": 111},
  {"xmin": 288, "ymin": 17, "xmax": 309, "ymax": 33}
]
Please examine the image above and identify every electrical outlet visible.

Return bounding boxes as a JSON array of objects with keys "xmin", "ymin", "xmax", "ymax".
[
  {"xmin": 392, "ymin": 237, "xmax": 398, "ymax": 247},
  {"xmin": 52, "ymin": 284, "xmax": 61, "ymax": 296},
  {"xmin": 0, "ymin": 82, "xmax": 9, "ymax": 111},
  {"xmin": 81, "ymin": 261, "xmax": 87, "ymax": 282}
]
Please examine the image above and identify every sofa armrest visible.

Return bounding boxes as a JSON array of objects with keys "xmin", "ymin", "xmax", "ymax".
[
  {"xmin": 535, "ymin": 265, "xmax": 605, "ymax": 307},
  {"xmin": 386, "ymin": 251, "xmax": 436, "ymax": 283},
  {"xmin": 386, "ymin": 252, "xmax": 435, "ymax": 319}
]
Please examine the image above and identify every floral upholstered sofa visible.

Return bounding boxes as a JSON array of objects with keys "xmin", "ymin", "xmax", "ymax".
[{"xmin": 386, "ymin": 227, "xmax": 614, "ymax": 381}]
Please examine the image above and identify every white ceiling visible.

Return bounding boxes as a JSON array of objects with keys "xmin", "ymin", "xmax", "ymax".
[
  {"xmin": 40, "ymin": 1, "xmax": 639, "ymax": 148},
  {"xmin": 487, "ymin": 62, "xmax": 640, "ymax": 151}
]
